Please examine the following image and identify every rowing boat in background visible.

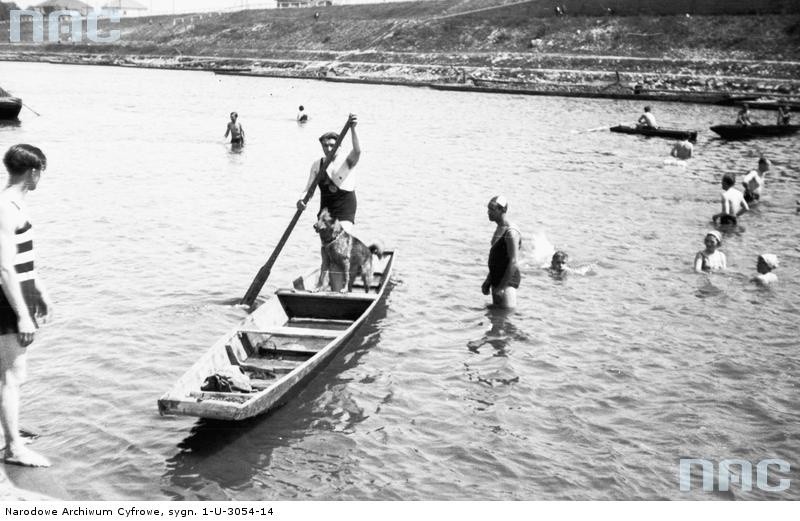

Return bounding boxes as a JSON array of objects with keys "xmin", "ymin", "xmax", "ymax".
[
  {"xmin": 709, "ymin": 124, "xmax": 800, "ymax": 139},
  {"xmin": 157, "ymin": 251, "xmax": 395, "ymax": 421},
  {"xmin": 609, "ymin": 125, "xmax": 698, "ymax": 141}
]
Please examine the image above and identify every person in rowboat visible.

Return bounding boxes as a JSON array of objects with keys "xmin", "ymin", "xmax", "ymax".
[
  {"xmin": 482, "ymin": 196, "xmax": 522, "ymax": 309},
  {"xmin": 297, "ymin": 113, "xmax": 361, "ymax": 233},
  {"xmin": 0, "ymin": 145, "xmax": 52, "ymax": 468},
  {"xmin": 636, "ymin": 106, "xmax": 657, "ymax": 128},
  {"xmin": 776, "ymin": 105, "xmax": 791, "ymax": 126},
  {"xmin": 224, "ymin": 111, "xmax": 244, "ymax": 146},
  {"xmin": 670, "ymin": 139, "xmax": 693, "ymax": 160},
  {"xmin": 735, "ymin": 104, "xmax": 754, "ymax": 126}
]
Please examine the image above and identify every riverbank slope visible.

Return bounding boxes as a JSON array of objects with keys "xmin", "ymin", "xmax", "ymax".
[{"xmin": 1, "ymin": 0, "xmax": 799, "ymax": 102}]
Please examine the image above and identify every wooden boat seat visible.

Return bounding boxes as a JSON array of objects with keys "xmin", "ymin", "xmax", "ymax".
[
  {"xmin": 276, "ymin": 290, "xmax": 377, "ymax": 321},
  {"xmin": 239, "ymin": 326, "xmax": 341, "ymax": 338}
]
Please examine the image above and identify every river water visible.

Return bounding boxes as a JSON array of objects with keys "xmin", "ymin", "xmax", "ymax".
[{"xmin": 0, "ymin": 61, "xmax": 798, "ymax": 500}]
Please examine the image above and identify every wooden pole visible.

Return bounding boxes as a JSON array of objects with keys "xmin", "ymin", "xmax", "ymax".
[{"xmin": 240, "ymin": 116, "xmax": 354, "ymax": 307}]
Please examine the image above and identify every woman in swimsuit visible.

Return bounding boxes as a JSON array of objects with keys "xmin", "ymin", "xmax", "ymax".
[
  {"xmin": 694, "ymin": 231, "xmax": 726, "ymax": 273},
  {"xmin": 482, "ymin": 195, "xmax": 522, "ymax": 309}
]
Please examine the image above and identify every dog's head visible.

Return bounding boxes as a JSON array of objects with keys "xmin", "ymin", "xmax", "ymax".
[{"xmin": 314, "ymin": 208, "xmax": 342, "ymax": 241}]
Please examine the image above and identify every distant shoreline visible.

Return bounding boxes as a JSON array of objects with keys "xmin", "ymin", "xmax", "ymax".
[{"xmin": 2, "ymin": 52, "xmax": 798, "ymax": 108}]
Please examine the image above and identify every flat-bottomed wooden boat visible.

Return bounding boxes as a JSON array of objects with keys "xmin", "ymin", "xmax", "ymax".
[
  {"xmin": 709, "ymin": 124, "xmax": 800, "ymax": 139},
  {"xmin": 610, "ymin": 125, "xmax": 698, "ymax": 142},
  {"xmin": 157, "ymin": 251, "xmax": 395, "ymax": 421}
]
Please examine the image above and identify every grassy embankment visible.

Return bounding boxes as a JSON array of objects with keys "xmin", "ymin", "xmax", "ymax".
[{"xmin": 1, "ymin": 0, "xmax": 799, "ymax": 97}]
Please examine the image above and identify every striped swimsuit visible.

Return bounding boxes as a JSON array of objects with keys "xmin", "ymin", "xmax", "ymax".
[{"xmin": 0, "ymin": 202, "xmax": 41, "ymax": 335}]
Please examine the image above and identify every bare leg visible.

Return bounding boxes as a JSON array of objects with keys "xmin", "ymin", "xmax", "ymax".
[
  {"xmin": 492, "ymin": 287, "xmax": 517, "ymax": 309},
  {"xmin": 0, "ymin": 335, "xmax": 50, "ymax": 467}
]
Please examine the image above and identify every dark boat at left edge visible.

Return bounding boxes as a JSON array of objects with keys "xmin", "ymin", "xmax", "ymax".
[{"xmin": 0, "ymin": 86, "xmax": 23, "ymax": 120}]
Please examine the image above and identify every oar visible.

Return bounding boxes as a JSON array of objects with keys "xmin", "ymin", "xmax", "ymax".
[
  {"xmin": 240, "ymin": 116, "xmax": 354, "ymax": 307},
  {"xmin": 571, "ymin": 125, "xmax": 608, "ymax": 134},
  {"xmin": 22, "ymin": 102, "xmax": 40, "ymax": 117}
]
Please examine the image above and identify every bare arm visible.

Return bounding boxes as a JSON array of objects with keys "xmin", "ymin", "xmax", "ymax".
[
  {"xmin": 224, "ymin": 122, "xmax": 230, "ymax": 138},
  {"xmin": 736, "ymin": 198, "xmax": 750, "ymax": 216},
  {"xmin": 694, "ymin": 252, "xmax": 705, "ymax": 273},
  {"xmin": 297, "ymin": 161, "xmax": 320, "ymax": 210},
  {"xmin": 345, "ymin": 114, "xmax": 360, "ymax": 169},
  {"xmin": 0, "ymin": 204, "xmax": 36, "ymax": 346}
]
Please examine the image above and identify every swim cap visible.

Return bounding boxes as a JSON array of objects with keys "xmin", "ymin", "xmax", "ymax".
[
  {"xmin": 759, "ymin": 253, "xmax": 779, "ymax": 269},
  {"xmin": 705, "ymin": 231, "xmax": 722, "ymax": 244},
  {"xmin": 489, "ymin": 195, "xmax": 508, "ymax": 211}
]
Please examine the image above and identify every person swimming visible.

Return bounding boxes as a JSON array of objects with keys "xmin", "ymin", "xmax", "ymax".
[
  {"xmin": 548, "ymin": 250, "xmax": 595, "ymax": 277},
  {"xmin": 297, "ymin": 105, "xmax": 308, "ymax": 123},
  {"xmin": 752, "ymin": 253, "xmax": 778, "ymax": 286},
  {"xmin": 693, "ymin": 231, "xmax": 726, "ymax": 273}
]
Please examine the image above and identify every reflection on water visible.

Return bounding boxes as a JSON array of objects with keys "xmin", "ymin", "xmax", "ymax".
[{"xmin": 466, "ymin": 307, "xmax": 529, "ymax": 357}]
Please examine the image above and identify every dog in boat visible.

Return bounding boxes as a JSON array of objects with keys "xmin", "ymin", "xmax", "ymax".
[{"xmin": 313, "ymin": 208, "xmax": 383, "ymax": 292}]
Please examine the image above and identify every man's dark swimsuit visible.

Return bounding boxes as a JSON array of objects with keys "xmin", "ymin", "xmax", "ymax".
[
  {"xmin": 488, "ymin": 227, "xmax": 521, "ymax": 289},
  {"xmin": 316, "ymin": 158, "xmax": 356, "ymax": 223}
]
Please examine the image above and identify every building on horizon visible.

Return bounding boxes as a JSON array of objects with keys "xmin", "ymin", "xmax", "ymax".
[
  {"xmin": 276, "ymin": 0, "xmax": 333, "ymax": 8},
  {"xmin": 100, "ymin": 0, "xmax": 147, "ymax": 17},
  {"xmin": 32, "ymin": 0, "xmax": 93, "ymax": 16}
]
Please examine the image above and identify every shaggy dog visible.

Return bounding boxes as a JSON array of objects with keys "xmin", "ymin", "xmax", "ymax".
[{"xmin": 313, "ymin": 208, "xmax": 382, "ymax": 292}]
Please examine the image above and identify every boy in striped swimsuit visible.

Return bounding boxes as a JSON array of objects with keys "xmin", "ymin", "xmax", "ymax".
[{"xmin": 0, "ymin": 144, "xmax": 52, "ymax": 467}]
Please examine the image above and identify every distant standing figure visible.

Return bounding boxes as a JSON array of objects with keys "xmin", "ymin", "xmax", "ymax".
[
  {"xmin": 736, "ymin": 104, "xmax": 754, "ymax": 126},
  {"xmin": 0, "ymin": 144, "xmax": 53, "ymax": 468},
  {"xmin": 752, "ymin": 253, "xmax": 778, "ymax": 286},
  {"xmin": 224, "ymin": 112, "xmax": 244, "ymax": 146},
  {"xmin": 742, "ymin": 156, "xmax": 771, "ymax": 203},
  {"xmin": 314, "ymin": 11, "xmax": 320, "ymax": 21},
  {"xmin": 694, "ymin": 231, "xmax": 726, "ymax": 273},
  {"xmin": 712, "ymin": 173, "xmax": 749, "ymax": 227},
  {"xmin": 776, "ymin": 105, "xmax": 791, "ymax": 126},
  {"xmin": 297, "ymin": 105, "xmax": 308, "ymax": 123},
  {"xmin": 482, "ymin": 196, "xmax": 522, "ymax": 309},
  {"xmin": 670, "ymin": 139, "xmax": 693, "ymax": 160},
  {"xmin": 297, "ymin": 114, "xmax": 361, "ymax": 233},
  {"xmin": 637, "ymin": 106, "xmax": 657, "ymax": 128}
]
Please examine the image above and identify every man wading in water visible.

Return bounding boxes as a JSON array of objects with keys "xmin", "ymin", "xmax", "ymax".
[{"xmin": 0, "ymin": 145, "xmax": 53, "ymax": 467}]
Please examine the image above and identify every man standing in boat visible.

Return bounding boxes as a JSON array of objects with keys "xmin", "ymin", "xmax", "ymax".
[
  {"xmin": 482, "ymin": 196, "xmax": 522, "ymax": 309},
  {"xmin": 297, "ymin": 114, "xmax": 361, "ymax": 233},
  {"xmin": 0, "ymin": 145, "xmax": 52, "ymax": 468},
  {"xmin": 637, "ymin": 106, "xmax": 657, "ymax": 128},
  {"xmin": 224, "ymin": 111, "xmax": 244, "ymax": 146}
]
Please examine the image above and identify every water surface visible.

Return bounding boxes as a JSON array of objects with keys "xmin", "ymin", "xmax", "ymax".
[{"xmin": 0, "ymin": 62, "xmax": 798, "ymax": 500}]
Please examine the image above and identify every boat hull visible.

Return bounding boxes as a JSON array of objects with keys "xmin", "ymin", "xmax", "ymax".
[
  {"xmin": 158, "ymin": 251, "xmax": 395, "ymax": 421},
  {"xmin": 709, "ymin": 124, "xmax": 800, "ymax": 139},
  {"xmin": 0, "ymin": 97, "xmax": 22, "ymax": 120},
  {"xmin": 610, "ymin": 125, "xmax": 698, "ymax": 142}
]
